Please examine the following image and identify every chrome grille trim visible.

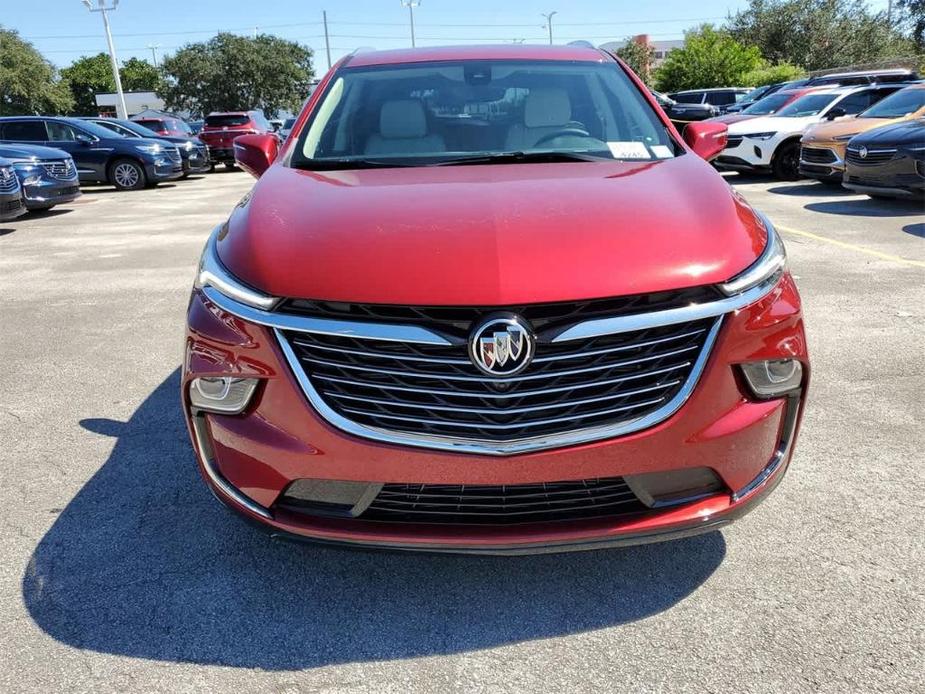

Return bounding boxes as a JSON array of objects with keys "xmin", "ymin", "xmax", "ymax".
[{"xmin": 273, "ymin": 318, "xmax": 724, "ymax": 456}]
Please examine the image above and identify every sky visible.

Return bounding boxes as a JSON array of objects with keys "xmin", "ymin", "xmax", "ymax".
[{"xmin": 7, "ymin": 0, "xmax": 893, "ymax": 71}]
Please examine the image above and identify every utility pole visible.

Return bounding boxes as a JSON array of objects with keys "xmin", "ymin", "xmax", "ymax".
[
  {"xmin": 82, "ymin": 0, "xmax": 127, "ymax": 119},
  {"xmin": 541, "ymin": 11, "xmax": 557, "ymax": 45},
  {"xmin": 401, "ymin": 0, "xmax": 420, "ymax": 48},
  {"xmin": 887, "ymin": 0, "xmax": 893, "ymax": 25},
  {"xmin": 148, "ymin": 43, "xmax": 160, "ymax": 68},
  {"xmin": 322, "ymin": 10, "xmax": 332, "ymax": 70}
]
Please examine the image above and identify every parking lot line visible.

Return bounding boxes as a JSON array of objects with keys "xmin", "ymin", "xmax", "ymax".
[{"xmin": 777, "ymin": 223, "xmax": 925, "ymax": 269}]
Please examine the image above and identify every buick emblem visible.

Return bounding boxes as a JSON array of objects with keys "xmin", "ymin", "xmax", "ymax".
[
  {"xmin": 859, "ymin": 146, "xmax": 868, "ymax": 159},
  {"xmin": 469, "ymin": 315, "xmax": 535, "ymax": 377}
]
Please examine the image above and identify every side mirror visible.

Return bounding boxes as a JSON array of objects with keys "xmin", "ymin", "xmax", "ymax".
[
  {"xmin": 234, "ymin": 133, "xmax": 279, "ymax": 178},
  {"xmin": 825, "ymin": 107, "xmax": 846, "ymax": 121},
  {"xmin": 682, "ymin": 120, "xmax": 728, "ymax": 162},
  {"xmin": 75, "ymin": 133, "xmax": 96, "ymax": 146}
]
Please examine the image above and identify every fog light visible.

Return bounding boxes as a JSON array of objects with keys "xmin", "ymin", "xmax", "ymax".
[
  {"xmin": 740, "ymin": 359, "xmax": 803, "ymax": 398},
  {"xmin": 189, "ymin": 377, "xmax": 259, "ymax": 414}
]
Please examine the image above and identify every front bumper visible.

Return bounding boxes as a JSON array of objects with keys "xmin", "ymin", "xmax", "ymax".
[
  {"xmin": 183, "ymin": 276, "xmax": 808, "ymax": 553},
  {"xmin": 0, "ymin": 191, "xmax": 27, "ymax": 221},
  {"xmin": 715, "ymin": 135, "xmax": 779, "ymax": 171},
  {"xmin": 204, "ymin": 146, "xmax": 235, "ymax": 163},
  {"xmin": 843, "ymin": 155, "xmax": 925, "ymax": 198},
  {"xmin": 21, "ymin": 178, "xmax": 81, "ymax": 209},
  {"xmin": 144, "ymin": 158, "xmax": 183, "ymax": 181},
  {"xmin": 799, "ymin": 143, "xmax": 846, "ymax": 181},
  {"xmin": 181, "ymin": 147, "xmax": 211, "ymax": 174}
]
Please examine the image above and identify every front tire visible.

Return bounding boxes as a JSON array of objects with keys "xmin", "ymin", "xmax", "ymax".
[
  {"xmin": 772, "ymin": 141, "xmax": 801, "ymax": 181},
  {"xmin": 109, "ymin": 158, "xmax": 146, "ymax": 191}
]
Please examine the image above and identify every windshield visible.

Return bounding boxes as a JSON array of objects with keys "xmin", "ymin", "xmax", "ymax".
[
  {"xmin": 776, "ymin": 93, "xmax": 840, "ymax": 118},
  {"xmin": 741, "ymin": 85, "xmax": 770, "ymax": 103},
  {"xmin": 293, "ymin": 59, "xmax": 676, "ymax": 169},
  {"xmin": 205, "ymin": 114, "xmax": 250, "ymax": 127},
  {"xmin": 742, "ymin": 92, "xmax": 794, "ymax": 115},
  {"xmin": 859, "ymin": 88, "xmax": 925, "ymax": 118}
]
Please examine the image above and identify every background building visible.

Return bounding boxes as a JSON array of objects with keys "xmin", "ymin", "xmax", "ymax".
[{"xmin": 599, "ymin": 35, "xmax": 685, "ymax": 68}]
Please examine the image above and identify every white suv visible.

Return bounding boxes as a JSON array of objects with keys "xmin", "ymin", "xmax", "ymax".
[{"xmin": 716, "ymin": 85, "xmax": 901, "ymax": 180}]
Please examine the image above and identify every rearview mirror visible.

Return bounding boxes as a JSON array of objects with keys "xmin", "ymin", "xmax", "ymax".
[
  {"xmin": 825, "ymin": 107, "xmax": 846, "ymax": 121},
  {"xmin": 234, "ymin": 133, "xmax": 279, "ymax": 178},
  {"xmin": 682, "ymin": 121, "xmax": 728, "ymax": 162}
]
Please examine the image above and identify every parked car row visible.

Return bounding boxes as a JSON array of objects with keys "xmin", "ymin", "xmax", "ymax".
[
  {"xmin": 0, "ymin": 110, "xmax": 280, "ymax": 218},
  {"xmin": 711, "ymin": 81, "xmax": 923, "ymax": 189}
]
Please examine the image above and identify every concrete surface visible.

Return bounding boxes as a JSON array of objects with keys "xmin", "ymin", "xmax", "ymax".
[{"xmin": 0, "ymin": 169, "xmax": 922, "ymax": 693}]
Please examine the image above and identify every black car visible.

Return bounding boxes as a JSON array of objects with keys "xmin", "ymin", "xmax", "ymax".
[
  {"xmin": 0, "ymin": 117, "xmax": 183, "ymax": 191},
  {"xmin": 0, "ymin": 157, "xmax": 27, "ymax": 222},
  {"xmin": 649, "ymin": 90, "xmax": 714, "ymax": 131},
  {"xmin": 726, "ymin": 80, "xmax": 810, "ymax": 113},
  {"xmin": 82, "ymin": 118, "xmax": 210, "ymax": 176},
  {"xmin": 667, "ymin": 88, "xmax": 751, "ymax": 117},
  {"xmin": 843, "ymin": 119, "xmax": 925, "ymax": 199},
  {"xmin": 0, "ymin": 144, "xmax": 81, "ymax": 211}
]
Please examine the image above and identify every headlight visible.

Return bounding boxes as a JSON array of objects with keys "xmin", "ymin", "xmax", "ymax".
[
  {"xmin": 194, "ymin": 226, "xmax": 279, "ymax": 310},
  {"xmin": 740, "ymin": 360, "xmax": 803, "ymax": 399},
  {"xmin": 135, "ymin": 143, "xmax": 163, "ymax": 154},
  {"xmin": 720, "ymin": 214, "xmax": 787, "ymax": 296},
  {"xmin": 743, "ymin": 132, "xmax": 777, "ymax": 140},
  {"xmin": 182, "ymin": 141, "xmax": 195, "ymax": 151},
  {"xmin": 11, "ymin": 162, "xmax": 39, "ymax": 173}
]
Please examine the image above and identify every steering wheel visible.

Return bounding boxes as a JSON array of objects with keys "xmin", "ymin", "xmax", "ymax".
[{"xmin": 532, "ymin": 127, "xmax": 593, "ymax": 147}]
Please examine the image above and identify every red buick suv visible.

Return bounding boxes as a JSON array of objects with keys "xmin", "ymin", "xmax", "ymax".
[{"xmin": 183, "ymin": 45, "xmax": 809, "ymax": 554}]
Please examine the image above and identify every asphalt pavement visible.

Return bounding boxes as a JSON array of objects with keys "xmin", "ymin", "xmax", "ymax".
[{"xmin": 0, "ymin": 169, "xmax": 922, "ymax": 693}]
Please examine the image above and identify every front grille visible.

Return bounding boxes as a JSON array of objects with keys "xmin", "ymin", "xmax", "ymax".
[
  {"xmin": 846, "ymin": 147, "xmax": 896, "ymax": 165},
  {"xmin": 725, "ymin": 135, "xmax": 743, "ymax": 149},
  {"xmin": 41, "ymin": 159, "xmax": 76, "ymax": 179},
  {"xmin": 280, "ymin": 306, "xmax": 717, "ymax": 444},
  {"xmin": 801, "ymin": 146, "xmax": 837, "ymax": 164},
  {"xmin": 278, "ymin": 285, "xmax": 722, "ymax": 333},
  {"xmin": 0, "ymin": 168, "xmax": 17, "ymax": 193},
  {"xmin": 166, "ymin": 147, "xmax": 182, "ymax": 163},
  {"xmin": 362, "ymin": 478, "xmax": 647, "ymax": 525}
]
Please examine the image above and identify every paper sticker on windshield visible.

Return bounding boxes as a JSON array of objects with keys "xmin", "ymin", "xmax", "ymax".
[
  {"xmin": 650, "ymin": 145, "xmax": 674, "ymax": 159},
  {"xmin": 607, "ymin": 142, "xmax": 651, "ymax": 159}
]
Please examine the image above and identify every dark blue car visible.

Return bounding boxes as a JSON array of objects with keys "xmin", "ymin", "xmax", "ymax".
[
  {"xmin": 0, "ymin": 117, "xmax": 183, "ymax": 191},
  {"xmin": 0, "ymin": 157, "xmax": 27, "ymax": 222},
  {"xmin": 81, "ymin": 118, "xmax": 211, "ymax": 176},
  {"xmin": 0, "ymin": 144, "xmax": 81, "ymax": 211}
]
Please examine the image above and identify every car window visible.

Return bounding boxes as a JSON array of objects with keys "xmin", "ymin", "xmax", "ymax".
[
  {"xmin": 47, "ymin": 122, "xmax": 78, "ymax": 141},
  {"xmin": 859, "ymin": 88, "xmax": 925, "ymax": 118},
  {"xmin": 776, "ymin": 93, "xmax": 840, "ymax": 117},
  {"xmin": 205, "ymin": 114, "xmax": 250, "ymax": 127},
  {"xmin": 295, "ymin": 59, "xmax": 677, "ymax": 167},
  {"xmin": 742, "ymin": 92, "xmax": 792, "ymax": 115},
  {"xmin": 835, "ymin": 91, "xmax": 875, "ymax": 115},
  {"xmin": 673, "ymin": 92, "xmax": 703, "ymax": 104},
  {"xmin": 135, "ymin": 119, "xmax": 167, "ymax": 132},
  {"xmin": 0, "ymin": 121, "xmax": 47, "ymax": 141},
  {"xmin": 706, "ymin": 91, "xmax": 736, "ymax": 106},
  {"xmin": 96, "ymin": 120, "xmax": 129, "ymax": 136}
]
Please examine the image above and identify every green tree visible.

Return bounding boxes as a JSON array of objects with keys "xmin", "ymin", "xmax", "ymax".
[
  {"xmin": 60, "ymin": 53, "xmax": 161, "ymax": 115},
  {"xmin": 654, "ymin": 25, "xmax": 765, "ymax": 92},
  {"xmin": 0, "ymin": 27, "xmax": 73, "ymax": 115},
  {"xmin": 895, "ymin": 0, "xmax": 925, "ymax": 48},
  {"xmin": 159, "ymin": 33, "xmax": 314, "ymax": 118},
  {"xmin": 741, "ymin": 62, "xmax": 806, "ymax": 86},
  {"xmin": 613, "ymin": 38, "xmax": 654, "ymax": 83},
  {"xmin": 728, "ymin": 0, "xmax": 918, "ymax": 71}
]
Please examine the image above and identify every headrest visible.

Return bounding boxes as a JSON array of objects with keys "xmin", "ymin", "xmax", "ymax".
[
  {"xmin": 524, "ymin": 88, "xmax": 572, "ymax": 128},
  {"xmin": 379, "ymin": 100, "xmax": 427, "ymax": 139}
]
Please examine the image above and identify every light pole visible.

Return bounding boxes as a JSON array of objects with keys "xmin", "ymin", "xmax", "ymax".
[
  {"xmin": 82, "ymin": 0, "xmax": 128, "ymax": 119},
  {"xmin": 147, "ymin": 43, "xmax": 161, "ymax": 68},
  {"xmin": 541, "ymin": 11, "xmax": 557, "ymax": 45},
  {"xmin": 400, "ymin": 0, "xmax": 420, "ymax": 48}
]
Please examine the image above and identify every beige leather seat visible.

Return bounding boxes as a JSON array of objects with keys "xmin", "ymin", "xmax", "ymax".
[
  {"xmin": 365, "ymin": 99, "xmax": 446, "ymax": 155},
  {"xmin": 505, "ymin": 88, "xmax": 573, "ymax": 150}
]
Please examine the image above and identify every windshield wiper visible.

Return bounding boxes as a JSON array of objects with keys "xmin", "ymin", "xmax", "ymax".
[
  {"xmin": 291, "ymin": 157, "xmax": 418, "ymax": 171},
  {"xmin": 433, "ymin": 151, "xmax": 613, "ymax": 166}
]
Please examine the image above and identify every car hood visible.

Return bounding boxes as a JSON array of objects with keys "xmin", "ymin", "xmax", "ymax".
[
  {"xmin": 802, "ymin": 116, "xmax": 900, "ymax": 143},
  {"xmin": 710, "ymin": 114, "xmax": 756, "ymax": 125},
  {"xmin": 850, "ymin": 119, "xmax": 925, "ymax": 146},
  {"xmin": 155, "ymin": 135, "xmax": 200, "ymax": 145},
  {"xmin": 217, "ymin": 155, "xmax": 769, "ymax": 305},
  {"xmin": 0, "ymin": 144, "xmax": 71, "ymax": 162},
  {"xmin": 727, "ymin": 115, "xmax": 818, "ymax": 135}
]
